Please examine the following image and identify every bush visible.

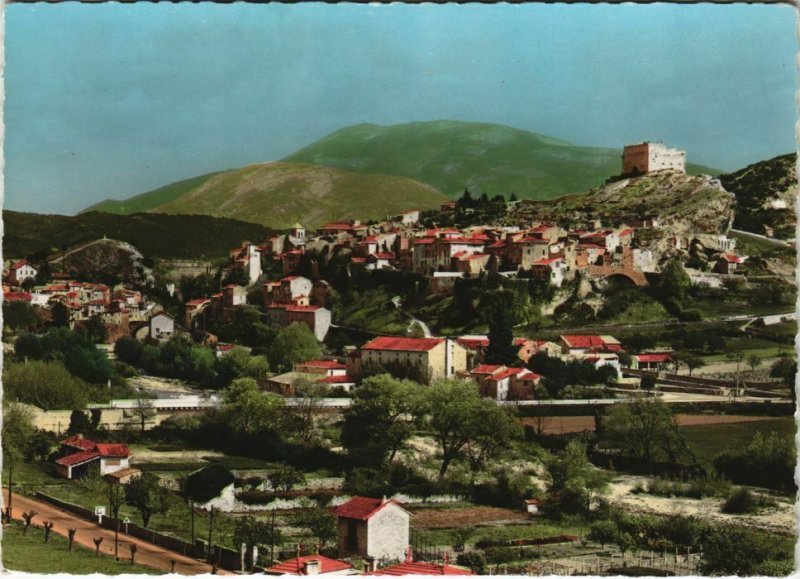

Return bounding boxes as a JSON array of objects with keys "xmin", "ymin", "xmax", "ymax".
[
  {"xmin": 722, "ymin": 488, "xmax": 776, "ymax": 514},
  {"xmin": 456, "ymin": 552, "xmax": 487, "ymax": 574}
]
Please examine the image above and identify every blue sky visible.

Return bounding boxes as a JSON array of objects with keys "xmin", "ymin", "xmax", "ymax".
[{"xmin": 4, "ymin": 3, "xmax": 797, "ymax": 215}]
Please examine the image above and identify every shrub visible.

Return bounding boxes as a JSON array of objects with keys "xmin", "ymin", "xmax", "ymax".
[
  {"xmin": 722, "ymin": 488, "xmax": 776, "ymax": 514},
  {"xmin": 456, "ymin": 552, "xmax": 487, "ymax": 574}
]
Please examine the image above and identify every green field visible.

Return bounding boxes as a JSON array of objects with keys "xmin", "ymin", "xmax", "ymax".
[
  {"xmin": 284, "ymin": 120, "xmax": 719, "ymax": 200},
  {"xmin": 680, "ymin": 417, "xmax": 795, "ymax": 466},
  {"xmin": 83, "ymin": 172, "xmax": 223, "ymax": 215},
  {"xmin": 2, "ymin": 520, "xmax": 161, "ymax": 574}
]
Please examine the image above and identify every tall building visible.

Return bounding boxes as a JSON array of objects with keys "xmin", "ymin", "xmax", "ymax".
[{"xmin": 622, "ymin": 142, "xmax": 686, "ymax": 175}]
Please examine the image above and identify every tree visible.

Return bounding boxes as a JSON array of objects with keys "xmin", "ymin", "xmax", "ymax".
[
  {"xmin": 51, "ymin": 302, "xmax": 70, "ymax": 328},
  {"xmin": 544, "ymin": 439, "xmax": 610, "ymax": 516},
  {"xmin": 3, "ymin": 301, "xmax": 42, "ymax": 332},
  {"xmin": 420, "ymin": 379, "xmax": 516, "ymax": 481},
  {"xmin": 267, "ymin": 323, "xmax": 322, "ymax": 372},
  {"xmin": 222, "ymin": 378, "xmax": 286, "ymax": 440},
  {"xmin": 131, "ymin": 398, "xmax": 156, "ymax": 433},
  {"xmin": 4, "ymin": 360, "xmax": 89, "ymax": 410},
  {"xmin": 124, "ymin": 473, "xmax": 171, "ymax": 528},
  {"xmin": 341, "ymin": 374, "xmax": 421, "ymax": 467},
  {"xmin": 746, "ymin": 354, "xmax": 762, "ymax": 373},
  {"xmin": 292, "ymin": 378, "xmax": 328, "ymax": 445},
  {"xmin": 268, "ymin": 466, "xmax": 306, "ymax": 493},
  {"xmin": 83, "ymin": 315, "xmax": 108, "ymax": 344},
  {"xmin": 485, "ymin": 310, "xmax": 518, "ymax": 365},
  {"xmin": 658, "ymin": 259, "xmax": 691, "ymax": 303},
  {"xmin": 233, "ymin": 515, "xmax": 282, "ymax": 569},
  {"xmin": 67, "ymin": 410, "xmax": 93, "ymax": 435},
  {"xmin": 681, "ymin": 353, "xmax": 705, "ymax": 377},
  {"xmin": 3, "ymin": 403, "xmax": 35, "ymax": 515},
  {"xmin": 588, "ymin": 520, "xmax": 618, "ymax": 548},
  {"xmin": 700, "ymin": 526, "xmax": 792, "ymax": 575},
  {"xmin": 640, "ymin": 374, "xmax": 657, "ymax": 392},
  {"xmin": 602, "ymin": 399, "xmax": 694, "ymax": 470},
  {"xmin": 292, "ymin": 507, "xmax": 337, "ymax": 547}
]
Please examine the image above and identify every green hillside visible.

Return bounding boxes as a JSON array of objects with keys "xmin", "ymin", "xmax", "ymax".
[
  {"xmin": 83, "ymin": 172, "xmax": 223, "ymax": 215},
  {"xmin": 4, "ymin": 210, "xmax": 271, "ymax": 260},
  {"xmin": 283, "ymin": 120, "xmax": 719, "ymax": 199},
  {"xmin": 719, "ymin": 153, "xmax": 797, "ymax": 239},
  {"xmin": 151, "ymin": 162, "xmax": 447, "ymax": 228}
]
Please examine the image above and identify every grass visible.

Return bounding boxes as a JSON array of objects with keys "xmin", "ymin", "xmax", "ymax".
[
  {"xmin": 154, "ymin": 162, "xmax": 446, "ymax": 229},
  {"xmin": 283, "ymin": 120, "xmax": 718, "ymax": 200},
  {"xmin": 414, "ymin": 519, "xmax": 586, "ymax": 548},
  {"xmin": 2, "ymin": 520, "xmax": 161, "ymax": 574},
  {"xmin": 337, "ymin": 290, "xmax": 410, "ymax": 335},
  {"xmin": 680, "ymin": 416, "xmax": 795, "ymax": 466}
]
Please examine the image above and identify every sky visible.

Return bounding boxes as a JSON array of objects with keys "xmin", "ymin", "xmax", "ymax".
[{"xmin": 4, "ymin": 3, "xmax": 797, "ymax": 215}]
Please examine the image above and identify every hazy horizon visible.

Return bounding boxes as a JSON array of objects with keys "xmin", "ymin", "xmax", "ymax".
[{"xmin": 4, "ymin": 3, "xmax": 796, "ymax": 215}]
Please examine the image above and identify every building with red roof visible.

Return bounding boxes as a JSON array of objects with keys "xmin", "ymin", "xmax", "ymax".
[
  {"xmin": 8, "ymin": 259, "xmax": 38, "ymax": 286},
  {"xmin": 263, "ymin": 555, "xmax": 353, "ymax": 576},
  {"xmin": 55, "ymin": 435, "xmax": 132, "ymax": 479},
  {"xmin": 633, "ymin": 352, "xmax": 672, "ymax": 371},
  {"xmin": 334, "ymin": 496, "xmax": 411, "ymax": 564},
  {"xmin": 359, "ymin": 337, "xmax": 467, "ymax": 384},
  {"xmin": 560, "ymin": 334, "xmax": 623, "ymax": 357}
]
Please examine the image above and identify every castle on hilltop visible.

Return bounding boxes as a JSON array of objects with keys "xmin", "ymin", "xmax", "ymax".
[{"xmin": 622, "ymin": 142, "xmax": 686, "ymax": 176}]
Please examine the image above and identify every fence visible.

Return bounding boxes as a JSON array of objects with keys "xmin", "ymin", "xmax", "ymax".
[{"xmin": 34, "ymin": 492, "xmax": 241, "ymax": 571}]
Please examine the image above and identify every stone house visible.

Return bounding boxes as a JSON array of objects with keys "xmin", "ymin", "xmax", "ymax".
[
  {"xmin": 333, "ymin": 496, "xmax": 411, "ymax": 563},
  {"xmin": 359, "ymin": 336, "xmax": 467, "ymax": 385},
  {"xmin": 149, "ymin": 312, "xmax": 175, "ymax": 341}
]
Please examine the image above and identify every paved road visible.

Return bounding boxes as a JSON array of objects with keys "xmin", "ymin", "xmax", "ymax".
[{"xmin": 2, "ymin": 491, "xmax": 228, "ymax": 575}]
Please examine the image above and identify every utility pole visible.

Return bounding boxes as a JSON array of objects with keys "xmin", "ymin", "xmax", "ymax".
[{"xmin": 207, "ymin": 506, "xmax": 215, "ymax": 563}]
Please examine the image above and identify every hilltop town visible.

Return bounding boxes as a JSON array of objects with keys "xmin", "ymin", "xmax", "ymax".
[{"xmin": 2, "ymin": 143, "xmax": 796, "ymax": 576}]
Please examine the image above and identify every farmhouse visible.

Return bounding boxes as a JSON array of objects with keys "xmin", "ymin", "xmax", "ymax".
[
  {"xmin": 55, "ymin": 435, "xmax": 132, "ymax": 479},
  {"xmin": 8, "ymin": 259, "xmax": 38, "ymax": 285},
  {"xmin": 360, "ymin": 336, "xmax": 468, "ymax": 384},
  {"xmin": 333, "ymin": 496, "xmax": 411, "ymax": 563},
  {"xmin": 559, "ymin": 335, "xmax": 623, "ymax": 357}
]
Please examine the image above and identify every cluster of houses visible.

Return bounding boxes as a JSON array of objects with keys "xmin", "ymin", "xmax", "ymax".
[{"xmin": 262, "ymin": 331, "xmax": 673, "ymax": 401}]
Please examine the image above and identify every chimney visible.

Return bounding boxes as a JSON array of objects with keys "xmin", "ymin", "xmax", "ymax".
[{"xmin": 303, "ymin": 560, "xmax": 321, "ymax": 575}]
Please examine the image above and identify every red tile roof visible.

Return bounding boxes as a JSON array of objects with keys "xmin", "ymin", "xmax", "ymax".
[
  {"xmin": 471, "ymin": 364, "xmax": 504, "ymax": 375},
  {"xmin": 318, "ymin": 375, "xmax": 354, "ymax": 384},
  {"xmin": 286, "ymin": 305, "xmax": 323, "ymax": 312},
  {"xmin": 369, "ymin": 562, "xmax": 473, "ymax": 575},
  {"xmin": 362, "ymin": 336, "xmax": 444, "ymax": 352},
  {"xmin": 456, "ymin": 337, "xmax": 490, "ymax": 349},
  {"xmin": 561, "ymin": 335, "xmax": 617, "ymax": 349},
  {"xmin": 10, "ymin": 259, "xmax": 29, "ymax": 270},
  {"xmin": 302, "ymin": 360, "xmax": 346, "ymax": 369},
  {"xmin": 264, "ymin": 555, "xmax": 352, "ymax": 575},
  {"xmin": 61, "ymin": 435, "xmax": 97, "ymax": 451},
  {"xmin": 332, "ymin": 496, "xmax": 408, "ymax": 520},
  {"xmin": 487, "ymin": 367, "xmax": 523, "ymax": 382},
  {"xmin": 56, "ymin": 450, "xmax": 100, "ymax": 467},
  {"xmin": 3, "ymin": 292, "xmax": 32, "ymax": 302},
  {"xmin": 635, "ymin": 353, "xmax": 672, "ymax": 363},
  {"xmin": 95, "ymin": 443, "xmax": 130, "ymax": 458}
]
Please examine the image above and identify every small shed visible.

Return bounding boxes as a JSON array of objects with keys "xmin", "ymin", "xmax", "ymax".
[{"xmin": 523, "ymin": 498, "xmax": 541, "ymax": 515}]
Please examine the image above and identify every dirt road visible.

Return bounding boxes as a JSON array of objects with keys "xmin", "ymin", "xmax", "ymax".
[{"xmin": 2, "ymin": 491, "xmax": 229, "ymax": 575}]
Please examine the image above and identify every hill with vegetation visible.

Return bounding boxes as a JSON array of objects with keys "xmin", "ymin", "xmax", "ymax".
[
  {"xmin": 719, "ymin": 153, "xmax": 796, "ymax": 240},
  {"xmin": 511, "ymin": 170, "xmax": 736, "ymax": 236},
  {"xmin": 83, "ymin": 172, "xmax": 223, "ymax": 215},
  {"xmin": 4, "ymin": 210, "xmax": 271, "ymax": 260},
  {"xmin": 150, "ymin": 162, "xmax": 446, "ymax": 228},
  {"xmin": 282, "ymin": 120, "xmax": 720, "ymax": 199}
]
